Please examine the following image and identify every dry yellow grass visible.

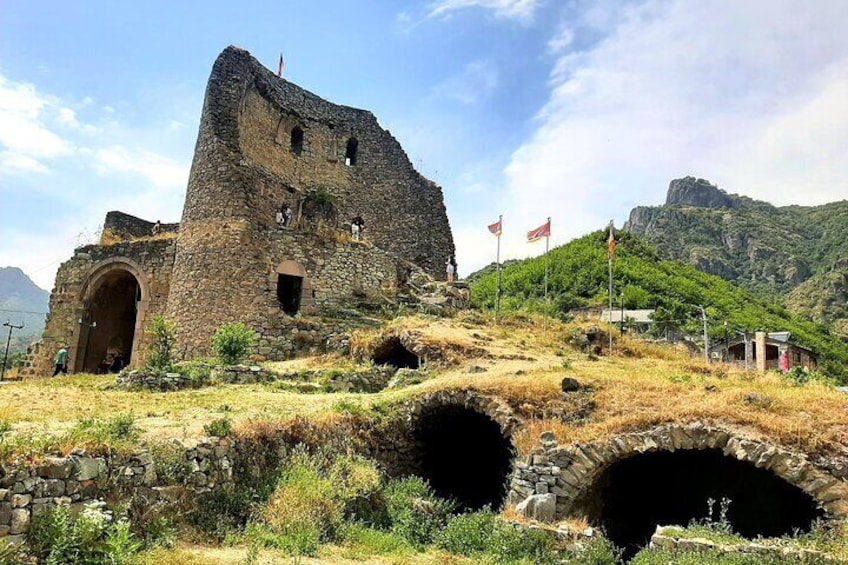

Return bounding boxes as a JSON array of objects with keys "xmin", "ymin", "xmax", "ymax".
[{"xmin": 1, "ymin": 313, "xmax": 845, "ymax": 460}]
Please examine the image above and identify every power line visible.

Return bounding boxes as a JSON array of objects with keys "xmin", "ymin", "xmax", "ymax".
[{"xmin": 0, "ymin": 308, "xmax": 48, "ymax": 316}]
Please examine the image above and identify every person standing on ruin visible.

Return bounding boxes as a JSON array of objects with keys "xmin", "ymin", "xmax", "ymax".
[
  {"xmin": 52, "ymin": 344, "xmax": 69, "ymax": 377},
  {"xmin": 446, "ymin": 256, "xmax": 456, "ymax": 282},
  {"xmin": 351, "ymin": 215, "xmax": 365, "ymax": 241},
  {"xmin": 151, "ymin": 220, "xmax": 162, "ymax": 235}
]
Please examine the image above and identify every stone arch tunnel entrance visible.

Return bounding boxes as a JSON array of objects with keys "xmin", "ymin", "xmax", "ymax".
[
  {"xmin": 586, "ymin": 449, "xmax": 824, "ymax": 559},
  {"xmin": 412, "ymin": 403, "xmax": 514, "ymax": 511},
  {"xmin": 372, "ymin": 337, "xmax": 419, "ymax": 369},
  {"xmin": 80, "ymin": 269, "xmax": 140, "ymax": 373}
]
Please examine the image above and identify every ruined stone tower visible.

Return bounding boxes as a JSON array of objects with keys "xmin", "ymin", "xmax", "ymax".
[{"xmin": 33, "ymin": 46, "xmax": 455, "ymax": 373}]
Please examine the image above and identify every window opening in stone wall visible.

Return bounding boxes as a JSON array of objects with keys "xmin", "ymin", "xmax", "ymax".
[
  {"xmin": 290, "ymin": 126, "xmax": 304, "ymax": 156},
  {"xmin": 345, "ymin": 138, "xmax": 358, "ymax": 166},
  {"xmin": 277, "ymin": 274, "xmax": 303, "ymax": 315},
  {"xmin": 81, "ymin": 269, "xmax": 139, "ymax": 373}
]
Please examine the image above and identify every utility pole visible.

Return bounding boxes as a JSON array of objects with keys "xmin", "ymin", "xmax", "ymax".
[
  {"xmin": 1, "ymin": 322, "xmax": 24, "ymax": 381},
  {"xmin": 698, "ymin": 305, "xmax": 709, "ymax": 364},
  {"xmin": 724, "ymin": 321, "xmax": 729, "ymax": 362}
]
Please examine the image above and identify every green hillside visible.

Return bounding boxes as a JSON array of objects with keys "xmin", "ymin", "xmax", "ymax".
[
  {"xmin": 626, "ymin": 177, "xmax": 848, "ymax": 297},
  {"xmin": 471, "ymin": 230, "xmax": 848, "ymax": 378}
]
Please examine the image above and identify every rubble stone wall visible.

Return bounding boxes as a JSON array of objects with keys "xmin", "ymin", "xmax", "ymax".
[
  {"xmin": 509, "ymin": 423, "xmax": 848, "ymax": 522},
  {"xmin": 168, "ymin": 46, "xmax": 454, "ymax": 356},
  {"xmin": 0, "ymin": 438, "xmax": 233, "ymax": 541},
  {"xmin": 102, "ymin": 211, "xmax": 179, "ymax": 241}
]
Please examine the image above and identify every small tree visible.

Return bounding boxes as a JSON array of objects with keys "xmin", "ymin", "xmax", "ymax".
[
  {"xmin": 146, "ymin": 315, "xmax": 178, "ymax": 371},
  {"xmin": 211, "ymin": 322, "xmax": 257, "ymax": 366}
]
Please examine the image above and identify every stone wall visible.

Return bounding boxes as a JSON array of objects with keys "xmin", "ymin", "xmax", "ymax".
[
  {"xmin": 33, "ymin": 239, "xmax": 175, "ymax": 377},
  {"xmin": 102, "ymin": 211, "xmax": 179, "ymax": 241},
  {"xmin": 168, "ymin": 45, "xmax": 454, "ymax": 357},
  {"xmin": 508, "ymin": 423, "xmax": 848, "ymax": 522},
  {"xmin": 0, "ymin": 438, "xmax": 233, "ymax": 541}
]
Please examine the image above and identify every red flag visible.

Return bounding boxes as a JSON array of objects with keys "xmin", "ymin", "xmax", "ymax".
[
  {"xmin": 527, "ymin": 219, "xmax": 551, "ymax": 243},
  {"xmin": 608, "ymin": 223, "xmax": 616, "ymax": 258},
  {"xmin": 277, "ymin": 54, "xmax": 285, "ymax": 77},
  {"xmin": 487, "ymin": 217, "xmax": 502, "ymax": 236}
]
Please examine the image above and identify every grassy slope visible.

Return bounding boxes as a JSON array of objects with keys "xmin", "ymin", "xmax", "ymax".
[{"xmin": 470, "ymin": 230, "xmax": 848, "ymax": 377}]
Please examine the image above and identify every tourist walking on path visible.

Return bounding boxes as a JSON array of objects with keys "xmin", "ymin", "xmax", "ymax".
[{"xmin": 52, "ymin": 344, "xmax": 69, "ymax": 376}]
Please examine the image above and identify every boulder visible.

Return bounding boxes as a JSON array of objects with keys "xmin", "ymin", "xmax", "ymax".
[{"xmin": 516, "ymin": 493, "xmax": 556, "ymax": 523}]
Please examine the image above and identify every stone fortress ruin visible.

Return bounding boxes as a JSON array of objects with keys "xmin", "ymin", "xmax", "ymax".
[{"xmin": 32, "ymin": 45, "xmax": 455, "ymax": 375}]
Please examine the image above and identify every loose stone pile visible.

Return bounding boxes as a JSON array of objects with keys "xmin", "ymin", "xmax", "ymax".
[{"xmin": 650, "ymin": 525, "xmax": 833, "ymax": 561}]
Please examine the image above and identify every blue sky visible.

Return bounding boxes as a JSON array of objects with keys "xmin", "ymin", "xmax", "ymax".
[{"xmin": 1, "ymin": 0, "xmax": 846, "ymax": 290}]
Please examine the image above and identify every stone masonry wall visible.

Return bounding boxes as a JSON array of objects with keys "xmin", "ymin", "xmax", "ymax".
[
  {"xmin": 509, "ymin": 423, "xmax": 848, "ymax": 522},
  {"xmin": 33, "ymin": 239, "xmax": 175, "ymax": 377},
  {"xmin": 168, "ymin": 46, "xmax": 454, "ymax": 356},
  {"xmin": 169, "ymin": 227, "xmax": 407, "ymax": 358},
  {"xmin": 0, "ymin": 438, "xmax": 233, "ymax": 541},
  {"xmin": 102, "ymin": 211, "xmax": 179, "ymax": 241}
]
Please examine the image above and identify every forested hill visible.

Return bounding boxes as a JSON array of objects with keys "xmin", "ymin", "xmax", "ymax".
[
  {"xmin": 625, "ymin": 177, "xmax": 848, "ymax": 297},
  {"xmin": 0, "ymin": 267, "xmax": 49, "ymax": 353},
  {"xmin": 470, "ymin": 230, "xmax": 848, "ymax": 377}
]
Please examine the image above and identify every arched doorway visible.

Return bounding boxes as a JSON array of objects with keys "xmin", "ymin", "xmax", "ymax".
[{"xmin": 79, "ymin": 269, "xmax": 141, "ymax": 373}]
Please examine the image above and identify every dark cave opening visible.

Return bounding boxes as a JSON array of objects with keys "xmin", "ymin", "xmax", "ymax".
[
  {"xmin": 413, "ymin": 404, "xmax": 514, "ymax": 511},
  {"xmin": 589, "ymin": 449, "xmax": 824, "ymax": 559},
  {"xmin": 372, "ymin": 337, "xmax": 419, "ymax": 369}
]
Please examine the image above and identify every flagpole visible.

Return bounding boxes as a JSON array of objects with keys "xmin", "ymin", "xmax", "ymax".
[
  {"xmin": 608, "ymin": 220, "xmax": 614, "ymax": 354},
  {"xmin": 495, "ymin": 215, "xmax": 502, "ymax": 323}
]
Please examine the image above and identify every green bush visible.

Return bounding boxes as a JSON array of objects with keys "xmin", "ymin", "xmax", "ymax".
[
  {"xmin": 487, "ymin": 521, "xmax": 557, "ymax": 565},
  {"xmin": 192, "ymin": 484, "xmax": 259, "ymax": 541},
  {"xmin": 145, "ymin": 315, "xmax": 178, "ymax": 371},
  {"xmin": 67, "ymin": 413, "xmax": 140, "ymax": 449},
  {"xmin": 211, "ymin": 322, "xmax": 257, "ymax": 366},
  {"xmin": 562, "ymin": 536, "xmax": 620, "ymax": 564},
  {"xmin": 0, "ymin": 539, "xmax": 23, "ymax": 565},
  {"xmin": 26, "ymin": 502, "xmax": 143, "ymax": 565},
  {"xmin": 436, "ymin": 509, "xmax": 497, "ymax": 556},
  {"xmin": 630, "ymin": 547, "xmax": 826, "ymax": 564},
  {"xmin": 338, "ymin": 522, "xmax": 413, "ymax": 559},
  {"xmin": 383, "ymin": 477, "xmax": 455, "ymax": 548},
  {"xmin": 203, "ymin": 417, "xmax": 233, "ymax": 438}
]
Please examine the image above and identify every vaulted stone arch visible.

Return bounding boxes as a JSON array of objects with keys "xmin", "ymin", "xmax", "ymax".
[
  {"xmin": 509, "ymin": 423, "xmax": 847, "ymax": 555},
  {"xmin": 383, "ymin": 390, "xmax": 520, "ymax": 511},
  {"xmin": 72, "ymin": 258, "xmax": 151, "ymax": 373}
]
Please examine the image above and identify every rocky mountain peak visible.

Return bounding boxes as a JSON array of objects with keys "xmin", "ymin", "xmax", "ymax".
[{"xmin": 665, "ymin": 176, "xmax": 738, "ymax": 209}]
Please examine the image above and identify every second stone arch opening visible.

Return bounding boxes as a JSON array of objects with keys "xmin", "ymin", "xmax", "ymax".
[{"xmin": 408, "ymin": 396, "xmax": 515, "ymax": 511}]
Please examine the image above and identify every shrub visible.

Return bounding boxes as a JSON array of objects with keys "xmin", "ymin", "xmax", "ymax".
[
  {"xmin": 0, "ymin": 540, "xmax": 23, "ymax": 565},
  {"xmin": 436, "ymin": 509, "xmax": 498, "ymax": 556},
  {"xmin": 148, "ymin": 442, "xmax": 189, "ymax": 484},
  {"xmin": 67, "ymin": 413, "xmax": 140, "ymax": 450},
  {"xmin": 562, "ymin": 536, "xmax": 619, "ymax": 564},
  {"xmin": 338, "ymin": 522, "xmax": 413, "ymax": 559},
  {"xmin": 487, "ymin": 521, "xmax": 557, "ymax": 565},
  {"xmin": 26, "ymin": 502, "xmax": 143, "ymax": 565},
  {"xmin": 146, "ymin": 315, "xmax": 178, "ymax": 371},
  {"xmin": 203, "ymin": 417, "xmax": 233, "ymax": 438},
  {"xmin": 383, "ymin": 477, "xmax": 454, "ymax": 547},
  {"xmin": 211, "ymin": 322, "xmax": 257, "ymax": 365}
]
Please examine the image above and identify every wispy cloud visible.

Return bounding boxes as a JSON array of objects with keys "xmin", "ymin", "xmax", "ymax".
[
  {"xmin": 457, "ymin": 0, "xmax": 848, "ymax": 274},
  {"xmin": 426, "ymin": 0, "xmax": 542, "ymax": 23},
  {"xmin": 0, "ymin": 76, "xmax": 74, "ymax": 174},
  {"xmin": 433, "ymin": 60, "xmax": 499, "ymax": 104},
  {"xmin": 94, "ymin": 145, "xmax": 189, "ymax": 189}
]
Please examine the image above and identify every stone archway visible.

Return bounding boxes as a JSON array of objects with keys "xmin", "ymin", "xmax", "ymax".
[
  {"xmin": 509, "ymin": 423, "xmax": 848, "ymax": 555},
  {"xmin": 400, "ymin": 390, "xmax": 520, "ymax": 511},
  {"xmin": 73, "ymin": 259, "xmax": 150, "ymax": 373}
]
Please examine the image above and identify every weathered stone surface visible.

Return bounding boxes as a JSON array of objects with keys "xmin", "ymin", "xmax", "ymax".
[
  {"xmin": 37, "ymin": 457, "xmax": 74, "ymax": 479},
  {"xmin": 9, "ymin": 509, "xmax": 29, "ymax": 535},
  {"xmin": 74, "ymin": 457, "xmax": 106, "ymax": 481},
  {"xmin": 516, "ymin": 493, "xmax": 556, "ymax": 523}
]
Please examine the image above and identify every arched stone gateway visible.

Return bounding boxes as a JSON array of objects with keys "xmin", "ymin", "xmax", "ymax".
[
  {"xmin": 382, "ymin": 390, "xmax": 520, "ymax": 511},
  {"xmin": 72, "ymin": 259, "xmax": 150, "ymax": 373},
  {"xmin": 509, "ymin": 423, "xmax": 848, "ymax": 556}
]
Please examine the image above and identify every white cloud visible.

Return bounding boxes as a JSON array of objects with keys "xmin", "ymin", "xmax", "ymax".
[
  {"xmin": 426, "ymin": 0, "xmax": 541, "ymax": 23},
  {"xmin": 0, "ymin": 76, "xmax": 73, "ymax": 173},
  {"xmin": 457, "ymin": 0, "xmax": 848, "ymax": 275},
  {"xmin": 94, "ymin": 145, "xmax": 189, "ymax": 189},
  {"xmin": 433, "ymin": 60, "xmax": 499, "ymax": 104}
]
